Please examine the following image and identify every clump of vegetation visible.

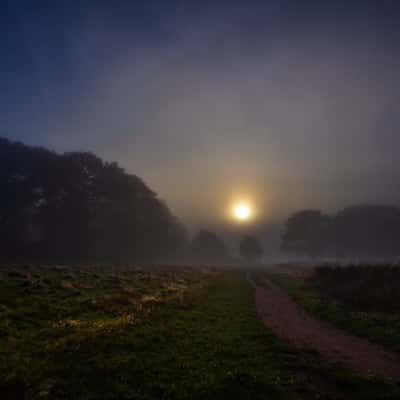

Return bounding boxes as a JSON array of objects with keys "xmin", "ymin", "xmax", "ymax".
[{"xmin": 313, "ymin": 264, "xmax": 400, "ymax": 313}]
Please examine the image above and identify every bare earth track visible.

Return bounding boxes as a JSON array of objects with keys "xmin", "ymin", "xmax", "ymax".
[{"xmin": 248, "ymin": 273, "xmax": 400, "ymax": 381}]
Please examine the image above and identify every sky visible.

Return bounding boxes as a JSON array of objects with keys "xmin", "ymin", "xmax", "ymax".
[{"xmin": 2, "ymin": 0, "xmax": 400, "ymax": 233}]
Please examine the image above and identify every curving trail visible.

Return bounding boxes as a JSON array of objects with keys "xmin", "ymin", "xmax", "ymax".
[{"xmin": 249, "ymin": 273, "xmax": 400, "ymax": 381}]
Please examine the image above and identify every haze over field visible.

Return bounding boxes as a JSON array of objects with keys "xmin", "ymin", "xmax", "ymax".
[
  {"xmin": 2, "ymin": 0, "xmax": 400, "ymax": 236},
  {"xmin": 3, "ymin": 3, "xmax": 400, "ymax": 399}
]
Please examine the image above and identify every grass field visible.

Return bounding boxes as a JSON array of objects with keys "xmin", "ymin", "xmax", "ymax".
[{"xmin": 1, "ymin": 264, "xmax": 400, "ymax": 399}]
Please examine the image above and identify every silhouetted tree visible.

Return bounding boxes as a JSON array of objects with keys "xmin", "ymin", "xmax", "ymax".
[
  {"xmin": 281, "ymin": 210, "xmax": 331, "ymax": 258},
  {"xmin": 190, "ymin": 230, "xmax": 229, "ymax": 263},
  {"xmin": 239, "ymin": 235, "xmax": 263, "ymax": 263},
  {"xmin": 0, "ymin": 137, "xmax": 186, "ymax": 262},
  {"xmin": 281, "ymin": 205, "xmax": 400, "ymax": 260}
]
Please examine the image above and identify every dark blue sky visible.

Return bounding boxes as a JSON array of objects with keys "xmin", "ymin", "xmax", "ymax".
[{"xmin": 2, "ymin": 0, "xmax": 400, "ymax": 227}]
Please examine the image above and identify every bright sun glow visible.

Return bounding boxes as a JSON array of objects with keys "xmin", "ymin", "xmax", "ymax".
[{"xmin": 232, "ymin": 203, "xmax": 252, "ymax": 221}]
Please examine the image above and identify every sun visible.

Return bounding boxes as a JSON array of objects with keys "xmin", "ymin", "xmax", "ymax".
[{"xmin": 232, "ymin": 203, "xmax": 252, "ymax": 221}]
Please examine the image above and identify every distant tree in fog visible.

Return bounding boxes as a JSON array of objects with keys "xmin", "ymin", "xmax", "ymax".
[
  {"xmin": 333, "ymin": 205, "xmax": 400, "ymax": 258},
  {"xmin": 239, "ymin": 235, "xmax": 263, "ymax": 263},
  {"xmin": 190, "ymin": 230, "xmax": 229, "ymax": 263},
  {"xmin": 281, "ymin": 210, "xmax": 331, "ymax": 258},
  {"xmin": 281, "ymin": 205, "xmax": 400, "ymax": 259}
]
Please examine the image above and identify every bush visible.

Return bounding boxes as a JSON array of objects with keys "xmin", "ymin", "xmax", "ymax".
[{"xmin": 313, "ymin": 264, "xmax": 400, "ymax": 313}]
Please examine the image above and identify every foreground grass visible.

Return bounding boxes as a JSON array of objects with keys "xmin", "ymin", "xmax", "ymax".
[
  {"xmin": 1, "ymin": 268, "xmax": 292, "ymax": 399},
  {"xmin": 1, "ymin": 266, "xmax": 400, "ymax": 399},
  {"xmin": 0, "ymin": 265, "xmax": 209, "ymax": 399},
  {"xmin": 265, "ymin": 270, "xmax": 400, "ymax": 353}
]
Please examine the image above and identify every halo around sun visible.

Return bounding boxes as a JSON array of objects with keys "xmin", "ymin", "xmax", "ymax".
[{"xmin": 232, "ymin": 202, "xmax": 252, "ymax": 221}]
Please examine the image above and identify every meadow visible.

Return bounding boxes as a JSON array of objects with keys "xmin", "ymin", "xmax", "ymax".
[{"xmin": 1, "ymin": 264, "xmax": 400, "ymax": 399}]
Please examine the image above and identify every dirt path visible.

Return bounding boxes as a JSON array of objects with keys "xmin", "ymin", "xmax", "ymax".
[{"xmin": 248, "ymin": 273, "xmax": 400, "ymax": 381}]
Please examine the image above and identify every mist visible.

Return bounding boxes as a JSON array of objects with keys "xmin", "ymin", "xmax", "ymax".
[
  {"xmin": 2, "ymin": 1, "xmax": 400, "ymax": 232},
  {"xmin": 3, "ymin": 3, "xmax": 400, "ymax": 398}
]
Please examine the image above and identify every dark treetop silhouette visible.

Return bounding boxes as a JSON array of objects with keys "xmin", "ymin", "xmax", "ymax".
[
  {"xmin": 0, "ymin": 137, "xmax": 186, "ymax": 263},
  {"xmin": 282, "ymin": 205, "xmax": 400, "ymax": 259},
  {"xmin": 239, "ymin": 235, "xmax": 263, "ymax": 263},
  {"xmin": 189, "ymin": 230, "xmax": 230, "ymax": 264}
]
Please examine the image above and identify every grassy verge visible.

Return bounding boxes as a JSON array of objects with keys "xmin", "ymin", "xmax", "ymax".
[{"xmin": 264, "ymin": 271, "xmax": 400, "ymax": 353}]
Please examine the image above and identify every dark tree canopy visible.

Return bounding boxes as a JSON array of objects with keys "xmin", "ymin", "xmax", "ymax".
[
  {"xmin": 281, "ymin": 210, "xmax": 331, "ymax": 258},
  {"xmin": 239, "ymin": 235, "xmax": 263, "ymax": 263},
  {"xmin": 281, "ymin": 205, "xmax": 400, "ymax": 259},
  {"xmin": 190, "ymin": 230, "xmax": 230, "ymax": 263},
  {"xmin": 0, "ymin": 137, "xmax": 186, "ymax": 263}
]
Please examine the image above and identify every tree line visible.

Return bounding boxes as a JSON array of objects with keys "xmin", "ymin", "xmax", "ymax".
[
  {"xmin": 0, "ymin": 137, "xmax": 263, "ymax": 264},
  {"xmin": 281, "ymin": 205, "xmax": 400, "ymax": 259}
]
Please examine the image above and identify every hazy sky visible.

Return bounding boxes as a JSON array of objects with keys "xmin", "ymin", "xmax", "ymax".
[{"xmin": 2, "ymin": 0, "xmax": 400, "ymax": 229}]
